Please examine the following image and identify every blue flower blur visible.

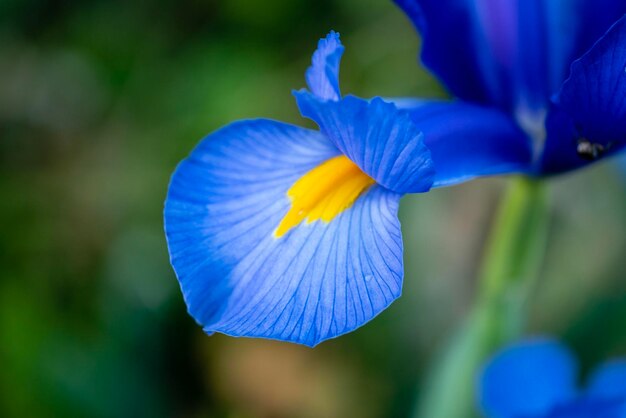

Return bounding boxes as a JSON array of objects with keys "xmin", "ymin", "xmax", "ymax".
[
  {"xmin": 164, "ymin": 32, "xmax": 531, "ymax": 346},
  {"xmin": 479, "ymin": 339, "xmax": 626, "ymax": 418},
  {"xmin": 394, "ymin": 0, "xmax": 626, "ymax": 174}
]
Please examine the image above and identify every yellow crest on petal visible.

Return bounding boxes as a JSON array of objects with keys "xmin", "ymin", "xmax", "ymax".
[{"xmin": 274, "ymin": 155, "xmax": 375, "ymax": 238}]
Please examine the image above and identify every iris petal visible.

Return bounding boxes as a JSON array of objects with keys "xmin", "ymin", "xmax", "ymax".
[
  {"xmin": 544, "ymin": 0, "xmax": 626, "ymax": 95},
  {"xmin": 165, "ymin": 119, "xmax": 404, "ymax": 346},
  {"xmin": 478, "ymin": 339, "xmax": 577, "ymax": 418},
  {"xmin": 305, "ymin": 31, "xmax": 344, "ymax": 101},
  {"xmin": 393, "ymin": 0, "xmax": 496, "ymax": 105},
  {"xmin": 393, "ymin": 0, "xmax": 626, "ymax": 112},
  {"xmin": 395, "ymin": 99, "xmax": 533, "ymax": 187},
  {"xmin": 294, "ymin": 91, "xmax": 435, "ymax": 193},
  {"xmin": 393, "ymin": 0, "xmax": 538, "ymax": 109},
  {"xmin": 541, "ymin": 15, "xmax": 626, "ymax": 174}
]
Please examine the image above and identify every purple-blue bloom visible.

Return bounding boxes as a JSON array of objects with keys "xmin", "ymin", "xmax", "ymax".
[
  {"xmin": 164, "ymin": 32, "xmax": 531, "ymax": 346},
  {"xmin": 479, "ymin": 339, "xmax": 626, "ymax": 418},
  {"xmin": 394, "ymin": 0, "xmax": 626, "ymax": 174}
]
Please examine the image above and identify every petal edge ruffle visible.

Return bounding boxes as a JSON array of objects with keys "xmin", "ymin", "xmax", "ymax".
[{"xmin": 305, "ymin": 31, "xmax": 344, "ymax": 101}]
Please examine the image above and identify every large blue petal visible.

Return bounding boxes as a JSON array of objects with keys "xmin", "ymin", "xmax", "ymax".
[
  {"xmin": 478, "ymin": 339, "xmax": 577, "ymax": 418},
  {"xmin": 393, "ymin": 0, "xmax": 626, "ymax": 112},
  {"xmin": 395, "ymin": 99, "xmax": 533, "ymax": 187},
  {"xmin": 540, "ymin": 15, "xmax": 626, "ymax": 174},
  {"xmin": 164, "ymin": 119, "xmax": 404, "ymax": 347},
  {"xmin": 305, "ymin": 31, "xmax": 344, "ymax": 101},
  {"xmin": 588, "ymin": 360, "xmax": 626, "ymax": 401},
  {"xmin": 294, "ymin": 92, "xmax": 435, "ymax": 193}
]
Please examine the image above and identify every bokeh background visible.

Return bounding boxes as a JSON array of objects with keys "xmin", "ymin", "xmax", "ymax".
[{"xmin": 1, "ymin": 0, "xmax": 625, "ymax": 417}]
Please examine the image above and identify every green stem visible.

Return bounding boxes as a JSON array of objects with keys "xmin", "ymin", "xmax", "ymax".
[{"xmin": 414, "ymin": 177, "xmax": 550, "ymax": 418}]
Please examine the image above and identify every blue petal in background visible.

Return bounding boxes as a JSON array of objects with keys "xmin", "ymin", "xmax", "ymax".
[
  {"xmin": 478, "ymin": 339, "xmax": 577, "ymax": 418},
  {"xmin": 588, "ymin": 360, "xmax": 626, "ymax": 401},
  {"xmin": 542, "ymin": 397, "xmax": 626, "ymax": 418}
]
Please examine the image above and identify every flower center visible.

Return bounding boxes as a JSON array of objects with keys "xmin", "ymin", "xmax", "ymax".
[{"xmin": 274, "ymin": 155, "xmax": 375, "ymax": 238}]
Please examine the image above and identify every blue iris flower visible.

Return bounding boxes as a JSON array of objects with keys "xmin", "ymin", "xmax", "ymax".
[
  {"xmin": 164, "ymin": 32, "xmax": 531, "ymax": 346},
  {"xmin": 394, "ymin": 0, "xmax": 626, "ymax": 174},
  {"xmin": 479, "ymin": 339, "xmax": 626, "ymax": 418}
]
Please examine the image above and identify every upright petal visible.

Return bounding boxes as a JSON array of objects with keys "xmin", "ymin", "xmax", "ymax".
[
  {"xmin": 393, "ymin": 0, "xmax": 626, "ymax": 112},
  {"xmin": 478, "ymin": 339, "xmax": 577, "ymax": 418},
  {"xmin": 165, "ymin": 119, "xmax": 404, "ymax": 347},
  {"xmin": 396, "ymin": 99, "xmax": 532, "ymax": 186},
  {"xmin": 294, "ymin": 92, "xmax": 435, "ymax": 193},
  {"xmin": 540, "ymin": 16, "xmax": 626, "ymax": 174},
  {"xmin": 588, "ymin": 360, "xmax": 626, "ymax": 401},
  {"xmin": 394, "ymin": 0, "xmax": 542, "ymax": 109},
  {"xmin": 544, "ymin": 0, "xmax": 626, "ymax": 96},
  {"xmin": 305, "ymin": 31, "xmax": 344, "ymax": 101}
]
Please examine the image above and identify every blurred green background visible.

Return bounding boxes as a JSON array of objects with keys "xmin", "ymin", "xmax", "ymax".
[{"xmin": 0, "ymin": 0, "xmax": 625, "ymax": 417}]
